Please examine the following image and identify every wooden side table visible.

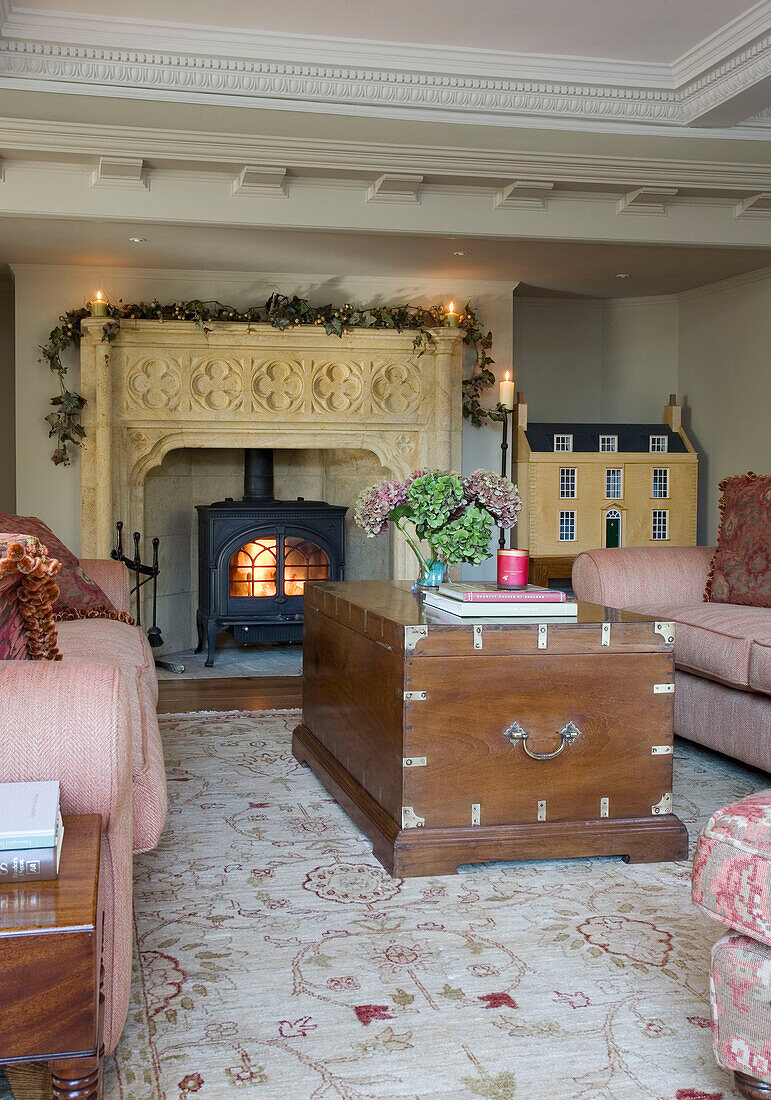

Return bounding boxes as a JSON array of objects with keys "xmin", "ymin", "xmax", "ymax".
[{"xmin": 0, "ymin": 815, "xmax": 104, "ymax": 1100}]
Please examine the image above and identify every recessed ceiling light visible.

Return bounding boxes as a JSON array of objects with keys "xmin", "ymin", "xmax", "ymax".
[
  {"xmin": 128, "ymin": 237, "xmax": 147, "ymax": 244},
  {"xmin": 453, "ymin": 250, "xmax": 468, "ymax": 256},
  {"xmin": 616, "ymin": 272, "xmax": 630, "ymax": 279}
]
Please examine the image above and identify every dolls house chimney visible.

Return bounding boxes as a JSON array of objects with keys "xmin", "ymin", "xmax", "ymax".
[{"xmin": 663, "ymin": 393, "xmax": 682, "ymax": 433}]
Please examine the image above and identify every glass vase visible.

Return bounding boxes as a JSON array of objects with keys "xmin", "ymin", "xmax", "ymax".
[{"xmin": 412, "ymin": 558, "xmax": 447, "ymax": 592}]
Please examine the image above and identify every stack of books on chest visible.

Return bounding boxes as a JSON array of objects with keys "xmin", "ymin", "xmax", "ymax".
[
  {"xmin": 423, "ymin": 583, "xmax": 578, "ymax": 619},
  {"xmin": 0, "ymin": 780, "xmax": 64, "ymax": 883}
]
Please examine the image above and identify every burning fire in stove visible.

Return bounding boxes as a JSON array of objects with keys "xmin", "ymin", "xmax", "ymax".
[{"xmin": 229, "ymin": 537, "xmax": 330, "ymax": 598}]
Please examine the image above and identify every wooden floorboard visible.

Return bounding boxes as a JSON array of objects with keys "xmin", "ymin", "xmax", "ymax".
[{"xmin": 157, "ymin": 675, "xmax": 302, "ymax": 714}]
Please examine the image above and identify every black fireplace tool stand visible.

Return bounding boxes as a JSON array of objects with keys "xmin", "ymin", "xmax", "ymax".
[{"xmin": 110, "ymin": 522, "xmax": 184, "ymax": 674}]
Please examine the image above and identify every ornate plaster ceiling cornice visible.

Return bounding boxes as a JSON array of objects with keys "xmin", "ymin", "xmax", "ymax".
[
  {"xmin": 0, "ymin": 2, "xmax": 770, "ymax": 136},
  {"xmin": 679, "ymin": 31, "xmax": 771, "ymax": 124}
]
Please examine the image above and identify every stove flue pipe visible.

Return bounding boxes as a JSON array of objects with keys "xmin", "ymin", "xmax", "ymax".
[{"xmin": 243, "ymin": 449, "xmax": 275, "ymax": 501}]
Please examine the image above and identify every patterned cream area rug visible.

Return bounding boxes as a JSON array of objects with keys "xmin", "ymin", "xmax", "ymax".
[{"xmin": 108, "ymin": 710, "xmax": 763, "ymax": 1100}]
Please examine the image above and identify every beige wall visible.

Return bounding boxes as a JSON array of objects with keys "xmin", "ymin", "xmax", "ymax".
[
  {"xmin": 514, "ymin": 297, "xmax": 679, "ymax": 422},
  {"xmin": 678, "ymin": 271, "xmax": 771, "ymax": 544},
  {"xmin": 0, "ymin": 275, "xmax": 14, "ymax": 511}
]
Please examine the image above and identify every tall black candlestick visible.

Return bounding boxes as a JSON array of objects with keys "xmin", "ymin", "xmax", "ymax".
[{"xmin": 499, "ymin": 409, "xmax": 512, "ymax": 550}]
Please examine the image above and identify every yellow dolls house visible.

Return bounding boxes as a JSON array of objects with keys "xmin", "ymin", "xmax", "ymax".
[{"xmin": 513, "ymin": 394, "xmax": 698, "ymax": 557}]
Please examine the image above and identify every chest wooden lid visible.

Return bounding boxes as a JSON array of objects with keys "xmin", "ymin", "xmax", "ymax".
[{"xmin": 305, "ymin": 581, "xmax": 674, "ymax": 658}]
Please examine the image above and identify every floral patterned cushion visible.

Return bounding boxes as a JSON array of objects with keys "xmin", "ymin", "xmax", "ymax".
[
  {"xmin": 0, "ymin": 534, "xmax": 62, "ymax": 660},
  {"xmin": 705, "ymin": 472, "xmax": 771, "ymax": 607},
  {"xmin": 692, "ymin": 790, "xmax": 771, "ymax": 948},
  {"xmin": 710, "ymin": 932, "xmax": 771, "ymax": 1084},
  {"xmin": 0, "ymin": 513, "xmax": 130, "ymax": 623}
]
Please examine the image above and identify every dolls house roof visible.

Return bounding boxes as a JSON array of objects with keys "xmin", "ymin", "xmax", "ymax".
[{"xmin": 523, "ymin": 423, "xmax": 689, "ymax": 454}]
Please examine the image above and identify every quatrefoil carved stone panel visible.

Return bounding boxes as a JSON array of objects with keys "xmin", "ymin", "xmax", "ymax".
[
  {"xmin": 190, "ymin": 358, "xmax": 244, "ymax": 411},
  {"xmin": 311, "ymin": 361, "xmax": 364, "ymax": 414},
  {"xmin": 126, "ymin": 357, "xmax": 182, "ymax": 412},
  {"xmin": 252, "ymin": 359, "xmax": 304, "ymax": 413},
  {"xmin": 371, "ymin": 362, "xmax": 422, "ymax": 416},
  {"xmin": 395, "ymin": 432, "xmax": 417, "ymax": 459}
]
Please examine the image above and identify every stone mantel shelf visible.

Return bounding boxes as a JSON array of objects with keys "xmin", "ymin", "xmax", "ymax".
[{"xmin": 79, "ymin": 319, "xmax": 463, "ymax": 581}]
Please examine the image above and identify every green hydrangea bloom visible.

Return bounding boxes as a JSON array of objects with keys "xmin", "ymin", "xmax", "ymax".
[
  {"xmin": 407, "ymin": 472, "xmax": 465, "ymax": 540},
  {"xmin": 430, "ymin": 505, "xmax": 494, "ymax": 565}
]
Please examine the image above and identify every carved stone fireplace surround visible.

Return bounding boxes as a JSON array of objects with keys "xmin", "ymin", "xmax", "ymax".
[{"xmin": 79, "ymin": 320, "xmax": 463, "ymax": 585}]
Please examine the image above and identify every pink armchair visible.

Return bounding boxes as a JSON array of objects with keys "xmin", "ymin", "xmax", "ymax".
[
  {"xmin": 692, "ymin": 791, "xmax": 771, "ymax": 1098},
  {"xmin": 0, "ymin": 557, "xmax": 166, "ymax": 1056}
]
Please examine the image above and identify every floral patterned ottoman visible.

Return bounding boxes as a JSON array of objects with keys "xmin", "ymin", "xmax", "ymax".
[{"xmin": 692, "ymin": 790, "xmax": 771, "ymax": 1097}]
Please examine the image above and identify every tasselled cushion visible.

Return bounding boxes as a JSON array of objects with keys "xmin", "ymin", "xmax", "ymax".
[
  {"xmin": 0, "ymin": 514, "xmax": 133, "ymax": 624},
  {"xmin": 705, "ymin": 473, "xmax": 771, "ymax": 607},
  {"xmin": 0, "ymin": 534, "xmax": 62, "ymax": 660}
]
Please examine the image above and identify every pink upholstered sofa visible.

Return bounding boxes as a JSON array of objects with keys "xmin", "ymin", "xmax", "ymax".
[
  {"xmin": 0, "ymin": 557, "xmax": 167, "ymax": 1057},
  {"xmin": 572, "ymin": 546, "xmax": 771, "ymax": 774}
]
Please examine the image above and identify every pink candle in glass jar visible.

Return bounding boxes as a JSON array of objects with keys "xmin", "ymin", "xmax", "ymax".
[{"xmin": 497, "ymin": 548, "xmax": 529, "ymax": 589}]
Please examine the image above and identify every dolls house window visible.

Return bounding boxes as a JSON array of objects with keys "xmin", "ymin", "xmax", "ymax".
[
  {"xmin": 605, "ymin": 468, "xmax": 623, "ymax": 499},
  {"xmin": 599, "ymin": 435, "xmax": 618, "ymax": 452},
  {"xmin": 649, "ymin": 435, "xmax": 668, "ymax": 453},
  {"xmin": 553, "ymin": 434, "xmax": 573, "ymax": 452},
  {"xmin": 652, "ymin": 510, "xmax": 669, "ymax": 540},
  {"xmin": 652, "ymin": 468, "xmax": 670, "ymax": 498},
  {"xmin": 559, "ymin": 510, "xmax": 576, "ymax": 541},
  {"xmin": 560, "ymin": 468, "xmax": 577, "ymax": 497}
]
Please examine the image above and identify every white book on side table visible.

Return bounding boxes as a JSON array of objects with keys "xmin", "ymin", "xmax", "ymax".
[{"xmin": 0, "ymin": 780, "xmax": 62, "ymax": 851}]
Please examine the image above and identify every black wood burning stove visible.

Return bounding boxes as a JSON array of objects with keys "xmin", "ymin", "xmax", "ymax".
[{"xmin": 196, "ymin": 450, "xmax": 346, "ymax": 666}]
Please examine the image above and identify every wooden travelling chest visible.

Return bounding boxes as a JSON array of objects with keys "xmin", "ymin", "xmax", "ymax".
[{"xmin": 293, "ymin": 581, "xmax": 688, "ymax": 877}]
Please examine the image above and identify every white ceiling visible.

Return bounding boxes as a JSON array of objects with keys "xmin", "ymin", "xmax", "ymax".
[
  {"xmin": 2, "ymin": 217, "xmax": 770, "ymax": 299},
  {"xmin": 22, "ymin": 0, "xmax": 755, "ymax": 64},
  {"xmin": 1, "ymin": 0, "xmax": 769, "ymax": 133}
]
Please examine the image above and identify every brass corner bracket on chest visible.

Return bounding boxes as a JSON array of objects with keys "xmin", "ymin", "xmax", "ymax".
[
  {"xmin": 651, "ymin": 792, "xmax": 673, "ymax": 815},
  {"xmin": 654, "ymin": 621, "xmax": 676, "ymax": 646},
  {"xmin": 401, "ymin": 805, "xmax": 426, "ymax": 828},
  {"xmin": 404, "ymin": 625, "xmax": 429, "ymax": 653}
]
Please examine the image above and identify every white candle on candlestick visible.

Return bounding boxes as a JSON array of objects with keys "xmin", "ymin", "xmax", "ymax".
[
  {"xmin": 444, "ymin": 301, "xmax": 459, "ymax": 328},
  {"xmin": 499, "ymin": 370, "xmax": 515, "ymax": 410}
]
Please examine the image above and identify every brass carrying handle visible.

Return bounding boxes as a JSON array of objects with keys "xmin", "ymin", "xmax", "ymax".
[{"xmin": 503, "ymin": 720, "xmax": 582, "ymax": 761}]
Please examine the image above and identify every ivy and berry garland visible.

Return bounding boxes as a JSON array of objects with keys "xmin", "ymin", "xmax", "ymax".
[{"xmin": 39, "ymin": 293, "xmax": 502, "ymax": 466}]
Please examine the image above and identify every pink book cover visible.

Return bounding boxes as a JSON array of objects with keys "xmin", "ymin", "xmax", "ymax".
[{"xmin": 438, "ymin": 583, "xmax": 567, "ymax": 604}]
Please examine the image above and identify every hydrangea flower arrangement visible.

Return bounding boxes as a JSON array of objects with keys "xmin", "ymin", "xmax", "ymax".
[{"xmin": 354, "ymin": 468, "xmax": 521, "ymax": 575}]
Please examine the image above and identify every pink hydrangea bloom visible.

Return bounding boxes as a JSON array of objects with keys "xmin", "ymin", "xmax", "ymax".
[
  {"xmin": 463, "ymin": 469, "xmax": 522, "ymax": 529},
  {"xmin": 354, "ymin": 479, "xmax": 409, "ymax": 537}
]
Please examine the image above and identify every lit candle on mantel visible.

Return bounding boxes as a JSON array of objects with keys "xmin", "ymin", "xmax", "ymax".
[
  {"xmin": 89, "ymin": 290, "xmax": 109, "ymax": 317},
  {"xmin": 499, "ymin": 370, "xmax": 515, "ymax": 410},
  {"xmin": 444, "ymin": 301, "xmax": 459, "ymax": 328}
]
